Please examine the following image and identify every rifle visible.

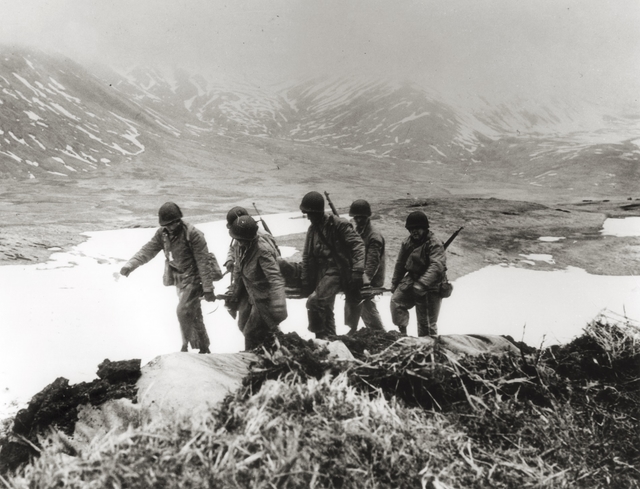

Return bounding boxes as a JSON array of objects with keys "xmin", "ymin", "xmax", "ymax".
[
  {"xmin": 324, "ymin": 191, "xmax": 339, "ymax": 216},
  {"xmin": 252, "ymin": 202, "xmax": 273, "ymax": 235},
  {"xmin": 443, "ymin": 226, "xmax": 463, "ymax": 250},
  {"xmin": 359, "ymin": 286, "xmax": 393, "ymax": 300}
]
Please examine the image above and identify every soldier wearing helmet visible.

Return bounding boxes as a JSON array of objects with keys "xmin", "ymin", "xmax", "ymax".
[
  {"xmin": 223, "ymin": 206, "xmax": 280, "ymax": 273},
  {"xmin": 299, "ymin": 191, "xmax": 365, "ymax": 339},
  {"xmin": 345, "ymin": 199, "xmax": 386, "ymax": 333},
  {"xmin": 226, "ymin": 215, "xmax": 287, "ymax": 350},
  {"xmin": 390, "ymin": 210, "xmax": 447, "ymax": 336},
  {"xmin": 119, "ymin": 202, "xmax": 220, "ymax": 354}
]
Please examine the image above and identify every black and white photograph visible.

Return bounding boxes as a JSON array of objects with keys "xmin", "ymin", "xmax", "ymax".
[{"xmin": 1, "ymin": 0, "xmax": 639, "ymax": 486}]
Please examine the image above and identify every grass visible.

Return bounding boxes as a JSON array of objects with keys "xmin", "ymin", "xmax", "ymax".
[{"xmin": 2, "ymin": 319, "xmax": 639, "ymax": 488}]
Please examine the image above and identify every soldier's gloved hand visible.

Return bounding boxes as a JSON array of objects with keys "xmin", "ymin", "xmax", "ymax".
[
  {"xmin": 351, "ymin": 270, "xmax": 364, "ymax": 291},
  {"xmin": 224, "ymin": 261, "xmax": 234, "ymax": 274},
  {"xmin": 413, "ymin": 283, "xmax": 428, "ymax": 297},
  {"xmin": 203, "ymin": 291, "xmax": 216, "ymax": 302},
  {"xmin": 120, "ymin": 265, "xmax": 132, "ymax": 277},
  {"xmin": 224, "ymin": 294, "xmax": 239, "ymax": 319},
  {"xmin": 362, "ymin": 273, "xmax": 371, "ymax": 287}
]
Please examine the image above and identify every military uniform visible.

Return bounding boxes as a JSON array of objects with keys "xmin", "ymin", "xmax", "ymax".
[
  {"xmin": 344, "ymin": 220, "xmax": 386, "ymax": 331},
  {"xmin": 123, "ymin": 222, "xmax": 217, "ymax": 351},
  {"xmin": 301, "ymin": 214, "xmax": 365, "ymax": 338},
  {"xmin": 230, "ymin": 234, "xmax": 287, "ymax": 350},
  {"xmin": 390, "ymin": 230, "xmax": 446, "ymax": 336}
]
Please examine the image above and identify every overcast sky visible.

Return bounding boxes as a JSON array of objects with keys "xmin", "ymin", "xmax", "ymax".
[{"xmin": 1, "ymin": 0, "xmax": 638, "ymax": 108}]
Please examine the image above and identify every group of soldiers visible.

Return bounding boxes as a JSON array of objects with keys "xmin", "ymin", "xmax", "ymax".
[{"xmin": 119, "ymin": 191, "xmax": 451, "ymax": 353}]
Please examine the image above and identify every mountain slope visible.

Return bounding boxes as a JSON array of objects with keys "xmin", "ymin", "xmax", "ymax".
[
  {"xmin": 0, "ymin": 49, "xmax": 185, "ymax": 179},
  {"xmin": 2, "ymin": 48, "xmax": 639, "ymax": 196}
]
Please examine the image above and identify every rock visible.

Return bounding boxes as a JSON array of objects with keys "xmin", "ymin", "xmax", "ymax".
[
  {"xmin": 311, "ymin": 339, "xmax": 356, "ymax": 361},
  {"xmin": 136, "ymin": 352, "xmax": 258, "ymax": 422},
  {"xmin": 1, "ymin": 360, "xmax": 141, "ymax": 475},
  {"xmin": 398, "ymin": 334, "xmax": 520, "ymax": 359},
  {"xmin": 97, "ymin": 358, "xmax": 141, "ymax": 383},
  {"xmin": 73, "ymin": 399, "xmax": 142, "ymax": 444}
]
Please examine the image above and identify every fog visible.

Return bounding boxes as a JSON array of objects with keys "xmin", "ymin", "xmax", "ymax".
[{"xmin": 1, "ymin": 0, "xmax": 639, "ymax": 108}]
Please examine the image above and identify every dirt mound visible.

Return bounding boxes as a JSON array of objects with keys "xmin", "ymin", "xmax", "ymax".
[
  {"xmin": 0, "ymin": 359, "xmax": 140, "ymax": 474},
  {"xmin": 3, "ymin": 323, "xmax": 639, "ymax": 487}
]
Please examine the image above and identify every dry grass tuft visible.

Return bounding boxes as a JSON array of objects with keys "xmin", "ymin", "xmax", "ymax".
[{"xmin": 3, "ymin": 320, "xmax": 639, "ymax": 488}]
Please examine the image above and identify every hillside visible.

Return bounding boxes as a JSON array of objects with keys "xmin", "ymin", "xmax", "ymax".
[
  {"xmin": 1, "ymin": 47, "xmax": 639, "ymax": 193},
  {"xmin": 1, "ymin": 321, "xmax": 639, "ymax": 487},
  {"xmin": 1, "ymin": 47, "xmax": 639, "ymax": 270}
]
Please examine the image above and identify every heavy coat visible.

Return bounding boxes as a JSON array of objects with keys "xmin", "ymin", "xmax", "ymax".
[
  {"xmin": 124, "ymin": 222, "xmax": 216, "ymax": 292},
  {"xmin": 231, "ymin": 235, "xmax": 287, "ymax": 328},
  {"xmin": 357, "ymin": 220, "xmax": 385, "ymax": 287},
  {"xmin": 301, "ymin": 214, "xmax": 365, "ymax": 291},
  {"xmin": 391, "ymin": 230, "xmax": 446, "ymax": 293},
  {"xmin": 225, "ymin": 229, "xmax": 280, "ymax": 267}
]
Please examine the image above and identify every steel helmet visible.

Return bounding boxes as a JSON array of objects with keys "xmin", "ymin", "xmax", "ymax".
[
  {"xmin": 229, "ymin": 215, "xmax": 259, "ymax": 240},
  {"xmin": 299, "ymin": 191, "xmax": 325, "ymax": 213},
  {"xmin": 158, "ymin": 202, "xmax": 183, "ymax": 226},
  {"xmin": 226, "ymin": 206, "xmax": 249, "ymax": 228},
  {"xmin": 405, "ymin": 211, "xmax": 429, "ymax": 230},
  {"xmin": 349, "ymin": 199, "xmax": 371, "ymax": 217}
]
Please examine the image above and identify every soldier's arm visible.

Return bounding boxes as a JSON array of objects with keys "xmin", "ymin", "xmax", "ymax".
[
  {"xmin": 338, "ymin": 220, "xmax": 365, "ymax": 272},
  {"xmin": 258, "ymin": 247, "xmax": 286, "ymax": 290},
  {"xmin": 189, "ymin": 228, "xmax": 216, "ymax": 293},
  {"xmin": 300, "ymin": 227, "xmax": 312, "ymax": 286},
  {"xmin": 124, "ymin": 229, "xmax": 164, "ymax": 271},
  {"xmin": 224, "ymin": 240, "xmax": 235, "ymax": 269},
  {"xmin": 417, "ymin": 238, "xmax": 446, "ymax": 289},
  {"xmin": 391, "ymin": 240, "xmax": 409, "ymax": 288},
  {"xmin": 364, "ymin": 235, "xmax": 384, "ymax": 281}
]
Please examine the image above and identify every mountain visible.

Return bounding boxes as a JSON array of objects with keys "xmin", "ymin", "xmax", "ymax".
[{"xmin": 1, "ymin": 47, "xmax": 639, "ymax": 196}]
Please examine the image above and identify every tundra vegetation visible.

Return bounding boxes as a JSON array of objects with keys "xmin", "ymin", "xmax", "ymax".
[{"xmin": 1, "ymin": 318, "xmax": 638, "ymax": 488}]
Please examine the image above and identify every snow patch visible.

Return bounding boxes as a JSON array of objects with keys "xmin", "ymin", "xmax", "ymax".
[
  {"xmin": 24, "ymin": 110, "xmax": 43, "ymax": 121},
  {"xmin": 601, "ymin": 217, "xmax": 640, "ymax": 237},
  {"xmin": 12, "ymin": 73, "xmax": 46, "ymax": 98},
  {"xmin": 50, "ymin": 103, "xmax": 80, "ymax": 121},
  {"xmin": 0, "ymin": 150, "xmax": 21, "ymax": 162},
  {"xmin": 9, "ymin": 132, "xmax": 27, "ymax": 145},
  {"xmin": 519, "ymin": 254, "xmax": 555, "ymax": 264}
]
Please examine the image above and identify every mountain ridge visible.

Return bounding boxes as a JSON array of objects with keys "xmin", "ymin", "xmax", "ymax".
[{"xmin": 1, "ymin": 47, "xmax": 639, "ymax": 197}]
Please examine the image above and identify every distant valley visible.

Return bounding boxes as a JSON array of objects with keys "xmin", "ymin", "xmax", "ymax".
[{"xmin": 0, "ymin": 46, "xmax": 639, "ymax": 266}]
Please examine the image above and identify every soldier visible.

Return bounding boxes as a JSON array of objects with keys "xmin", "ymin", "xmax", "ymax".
[
  {"xmin": 345, "ymin": 199, "xmax": 386, "ymax": 333},
  {"xmin": 223, "ymin": 206, "xmax": 250, "ymax": 276},
  {"xmin": 223, "ymin": 206, "xmax": 282, "ymax": 328},
  {"xmin": 119, "ymin": 202, "xmax": 219, "ymax": 353},
  {"xmin": 390, "ymin": 210, "xmax": 447, "ymax": 337},
  {"xmin": 226, "ymin": 215, "xmax": 287, "ymax": 350},
  {"xmin": 223, "ymin": 206, "xmax": 280, "ymax": 277},
  {"xmin": 299, "ymin": 191, "xmax": 365, "ymax": 339}
]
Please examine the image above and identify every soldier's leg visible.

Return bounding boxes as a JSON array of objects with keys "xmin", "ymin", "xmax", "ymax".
[
  {"xmin": 416, "ymin": 292, "xmax": 441, "ymax": 337},
  {"xmin": 176, "ymin": 283, "xmax": 210, "ymax": 352},
  {"xmin": 390, "ymin": 287, "xmax": 415, "ymax": 335},
  {"xmin": 306, "ymin": 273, "xmax": 341, "ymax": 338},
  {"xmin": 344, "ymin": 298, "xmax": 362, "ymax": 333},
  {"xmin": 361, "ymin": 298, "xmax": 385, "ymax": 331},
  {"xmin": 236, "ymin": 293, "xmax": 251, "ymax": 334},
  {"xmin": 176, "ymin": 286, "xmax": 192, "ymax": 351},
  {"xmin": 242, "ymin": 303, "xmax": 274, "ymax": 351}
]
